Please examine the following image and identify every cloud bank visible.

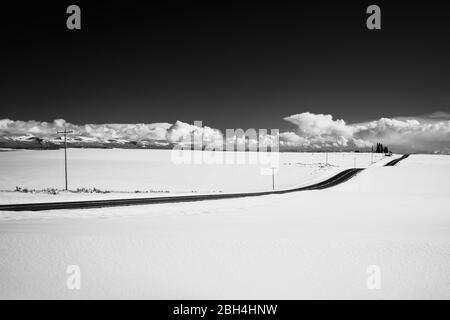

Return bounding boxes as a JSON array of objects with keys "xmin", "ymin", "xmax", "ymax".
[
  {"xmin": 0, "ymin": 119, "xmax": 172, "ymax": 142},
  {"xmin": 280, "ymin": 112, "xmax": 450, "ymax": 154},
  {"xmin": 1, "ymin": 111, "xmax": 450, "ymax": 153}
]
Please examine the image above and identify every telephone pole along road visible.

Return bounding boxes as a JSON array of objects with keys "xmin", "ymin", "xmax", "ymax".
[{"xmin": 0, "ymin": 155, "xmax": 409, "ymax": 212}]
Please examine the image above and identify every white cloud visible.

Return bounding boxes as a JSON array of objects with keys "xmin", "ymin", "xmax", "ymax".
[
  {"xmin": 166, "ymin": 121, "xmax": 224, "ymax": 149},
  {"xmin": 352, "ymin": 138, "xmax": 373, "ymax": 148},
  {"xmin": 1, "ymin": 112, "xmax": 449, "ymax": 153},
  {"xmin": 281, "ymin": 113, "xmax": 353, "ymax": 150},
  {"xmin": 351, "ymin": 117, "xmax": 450, "ymax": 153},
  {"xmin": 0, "ymin": 119, "xmax": 172, "ymax": 143},
  {"xmin": 284, "ymin": 112, "xmax": 353, "ymax": 137},
  {"xmin": 281, "ymin": 112, "xmax": 450, "ymax": 153}
]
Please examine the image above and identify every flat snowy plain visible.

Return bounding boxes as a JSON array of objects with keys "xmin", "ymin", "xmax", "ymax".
[
  {"xmin": 0, "ymin": 150, "xmax": 449, "ymax": 299},
  {"xmin": 0, "ymin": 149, "xmax": 387, "ymax": 203}
]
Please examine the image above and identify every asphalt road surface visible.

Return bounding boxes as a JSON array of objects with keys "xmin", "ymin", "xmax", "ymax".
[
  {"xmin": 384, "ymin": 154, "xmax": 410, "ymax": 166},
  {"xmin": 0, "ymin": 154, "xmax": 409, "ymax": 212}
]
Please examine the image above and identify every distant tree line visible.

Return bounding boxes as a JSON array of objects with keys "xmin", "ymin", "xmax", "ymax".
[{"xmin": 374, "ymin": 142, "xmax": 389, "ymax": 153}]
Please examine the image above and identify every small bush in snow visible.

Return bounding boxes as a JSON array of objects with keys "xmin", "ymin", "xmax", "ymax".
[
  {"xmin": 14, "ymin": 186, "xmax": 59, "ymax": 195},
  {"xmin": 74, "ymin": 188, "xmax": 111, "ymax": 194}
]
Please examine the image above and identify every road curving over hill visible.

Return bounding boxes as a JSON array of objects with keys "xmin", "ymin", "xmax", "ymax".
[
  {"xmin": 384, "ymin": 154, "xmax": 410, "ymax": 166},
  {"xmin": 0, "ymin": 155, "xmax": 409, "ymax": 212}
]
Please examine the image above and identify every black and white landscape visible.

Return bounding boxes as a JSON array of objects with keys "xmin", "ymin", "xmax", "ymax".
[{"xmin": 0, "ymin": 2, "xmax": 449, "ymax": 300}]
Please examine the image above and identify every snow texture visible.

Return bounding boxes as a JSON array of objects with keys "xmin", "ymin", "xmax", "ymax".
[{"xmin": 0, "ymin": 152, "xmax": 448, "ymax": 299}]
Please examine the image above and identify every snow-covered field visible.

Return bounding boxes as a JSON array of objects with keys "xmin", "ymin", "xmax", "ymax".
[
  {"xmin": 0, "ymin": 152, "xmax": 449, "ymax": 299},
  {"xmin": 0, "ymin": 149, "xmax": 390, "ymax": 204}
]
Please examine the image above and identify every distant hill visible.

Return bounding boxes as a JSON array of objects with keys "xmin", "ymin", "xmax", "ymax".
[{"xmin": 0, "ymin": 135, "xmax": 175, "ymax": 150}]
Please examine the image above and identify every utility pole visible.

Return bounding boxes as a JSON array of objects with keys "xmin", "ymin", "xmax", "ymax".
[
  {"xmin": 57, "ymin": 128, "xmax": 73, "ymax": 190},
  {"xmin": 371, "ymin": 145, "xmax": 374, "ymax": 165},
  {"xmin": 272, "ymin": 167, "xmax": 275, "ymax": 191}
]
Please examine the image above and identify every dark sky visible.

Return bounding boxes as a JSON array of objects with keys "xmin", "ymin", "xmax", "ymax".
[{"xmin": 1, "ymin": 1, "xmax": 450, "ymax": 131}]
